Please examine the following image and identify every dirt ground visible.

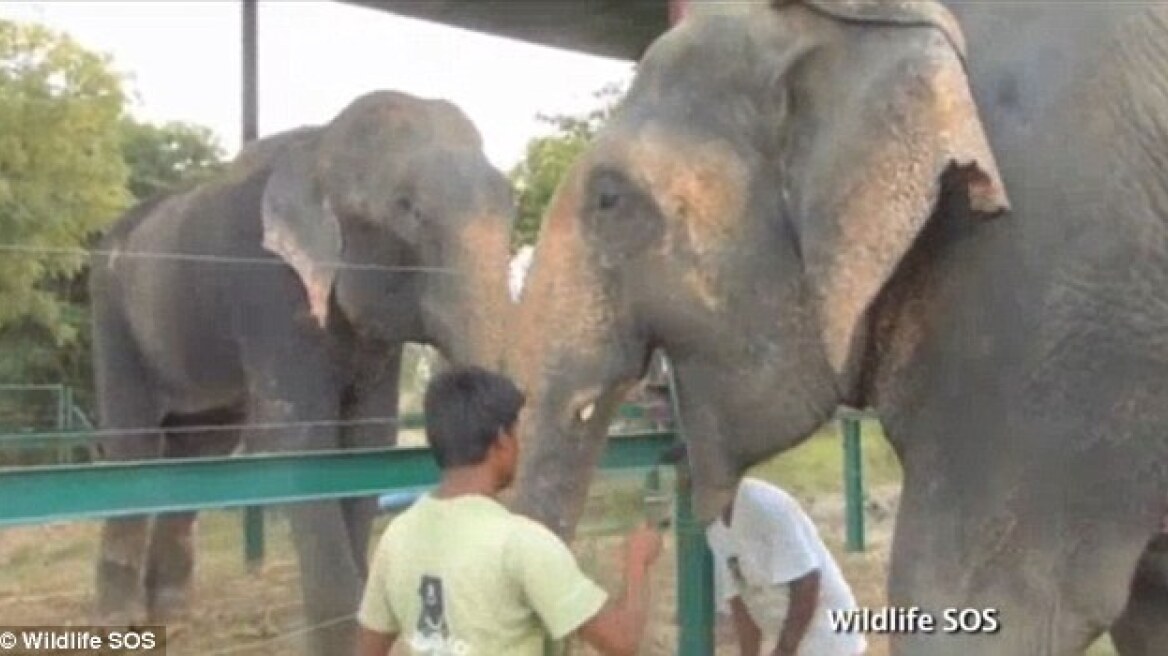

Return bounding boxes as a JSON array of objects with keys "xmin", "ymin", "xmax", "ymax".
[
  {"xmin": 0, "ymin": 480, "xmax": 1116, "ymax": 655},
  {"xmin": 0, "ymin": 483, "xmax": 898, "ymax": 655}
]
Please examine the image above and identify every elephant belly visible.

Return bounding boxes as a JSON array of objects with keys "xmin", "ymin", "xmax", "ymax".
[
  {"xmin": 116, "ymin": 196, "xmax": 250, "ymax": 414},
  {"xmin": 122, "ymin": 268, "xmax": 247, "ymax": 416}
]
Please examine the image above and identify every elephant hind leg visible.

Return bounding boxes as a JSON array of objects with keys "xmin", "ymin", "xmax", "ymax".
[
  {"xmin": 91, "ymin": 330, "xmax": 162, "ymax": 624},
  {"xmin": 95, "ymin": 426, "xmax": 160, "ymax": 624},
  {"xmin": 144, "ymin": 411, "xmax": 241, "ymax": 622},
  {"xmin": 1111, "ymin": 536, "xmax": 1168, "ymax": 656},
  {"xmin": 91, "ymin": 373, "xmax": 161, "ymax": 616}
]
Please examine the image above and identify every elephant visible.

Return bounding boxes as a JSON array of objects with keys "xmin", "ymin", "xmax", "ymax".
[
  {"xmin": 89, "ymin": 90, "xmax": 513, "ymax": 655},
  {"xmin": 505, "ymin": 1, "xmax": 1168, "ymax": 654}
]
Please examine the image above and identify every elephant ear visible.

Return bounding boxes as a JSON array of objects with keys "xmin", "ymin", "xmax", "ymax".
[
  {"xmin": 785, "ymin": 0, "xmax": 1010, "ymax": 374},
  {"xmin": 261, "ymin": 135, "xmax": 342, "ymax": 328}
]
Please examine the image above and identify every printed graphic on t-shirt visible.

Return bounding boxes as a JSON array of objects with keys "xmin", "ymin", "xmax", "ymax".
[{"xmin": 410, "ymin": 575, "xmax": 471, "ymax": 655}]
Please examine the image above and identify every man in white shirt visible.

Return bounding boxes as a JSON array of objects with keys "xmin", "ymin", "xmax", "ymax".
[{"xmin": 706, "ymin": 478, "xmax": 867, "ymax": 656}]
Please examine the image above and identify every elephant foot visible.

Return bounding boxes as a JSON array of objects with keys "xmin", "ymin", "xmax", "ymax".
[
  {"xmin": 94, "ymin": 558, "xmax": 145, "ymax": 625},
  {"xmin": 146, "ymin": 586, "xmax": 192, "ymax": 624}
]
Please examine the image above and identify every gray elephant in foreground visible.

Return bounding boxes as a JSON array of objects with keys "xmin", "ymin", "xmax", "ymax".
[
  {"xmin": 90, "ymin": 90, "xmax": 513, "ymax": 655},
  {"xmin": 506, "ymin": 1, "xmax": 1168, "ymax": 654}
]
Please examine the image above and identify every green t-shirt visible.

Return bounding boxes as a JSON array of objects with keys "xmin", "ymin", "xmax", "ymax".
[{"xmin": 358, "ymin": 493, "xmax": 609, "ymax": 655}]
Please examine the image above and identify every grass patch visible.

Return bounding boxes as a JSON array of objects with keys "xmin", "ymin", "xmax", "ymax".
[{"xmin": 749, "ymin": 418, "xmax": 900, "ymax": 496}]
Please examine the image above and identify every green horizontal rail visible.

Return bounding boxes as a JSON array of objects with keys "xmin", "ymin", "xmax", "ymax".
[{"xmin": 0, "ymin": 431, "xmax": 676, "ymax": 528}]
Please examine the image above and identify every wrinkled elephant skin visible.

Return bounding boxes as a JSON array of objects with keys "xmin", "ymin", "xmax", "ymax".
[{"xmin": 507, "ymin": 2, "xmax": 1168, "ymax": 655}]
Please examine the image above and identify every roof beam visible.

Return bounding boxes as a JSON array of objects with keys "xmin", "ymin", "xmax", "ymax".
[{"xmin": 336, "ymin": 0, "xmax": 670, "ymax": 61}]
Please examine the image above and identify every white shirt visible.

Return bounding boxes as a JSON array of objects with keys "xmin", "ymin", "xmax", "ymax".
[{"xmin": 706, "ymin": 478, "xmax": 867, "ymax": 656}]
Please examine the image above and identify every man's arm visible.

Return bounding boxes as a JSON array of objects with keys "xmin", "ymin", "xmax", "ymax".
[
  {"xmin": 574, "ymin": 524, "xmax": 661, "ymax": 656},
  {"xmin": 355, "ymin": 628, "xmax": 397, "ymax": 656},
  {"xmin": 773, "ymin": 569, "xmax": 820, "ymax": 656},
  {"xmin": 729, "ymin": 596, "xmax": 762, "ymax": 656}
]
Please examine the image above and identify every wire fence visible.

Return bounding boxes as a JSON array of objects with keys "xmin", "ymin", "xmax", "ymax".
[
  {"xmin": 0, "ymin": 243, "xmax": 462, "ymax": 275},
  {"xmin": 205, "ymin": 614, "xmax": 358, "ymax": 656},
  {"xmin": 3, "ymin": 416, "xmax": 406, "ymax": 441}
]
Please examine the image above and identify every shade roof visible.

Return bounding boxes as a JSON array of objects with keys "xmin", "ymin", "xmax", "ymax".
[{"xmin": 338, "ymin": 1, "xmax": 672, "ymax": 61}]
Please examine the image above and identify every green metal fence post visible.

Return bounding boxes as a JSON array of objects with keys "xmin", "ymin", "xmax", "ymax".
[
  {"xmin": 661, "ymin": 354, "xmax": 714, "ymax": 655},
  {"xmin": 243, "ymin": 506, "xmax": 265, "ymax": 571},
  {"xmin": 674, "ymin": 462, "xmax": 714, "ymax": 656},
  {"xmin": 842, "ymin": 417, "xmax": 866, "ymax": 552},
  {"xmin": 56, "ymin": 387, "xmax": 71, "ymax": 463}
]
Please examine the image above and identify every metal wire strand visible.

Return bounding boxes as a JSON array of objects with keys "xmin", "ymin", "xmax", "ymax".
[
  {"xmin": 205, "ymin": 612, "xmax": 359, "ymax": 656},
  {"xmin": 0, "ymin": 243, "xmax": 459, "ymax": 275}
]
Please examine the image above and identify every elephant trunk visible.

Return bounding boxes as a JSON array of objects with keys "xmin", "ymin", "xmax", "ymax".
[
  {"xmin": 503, "ymin": 170, "xmax": 644, "ymax": 537},
  {"xmin": 425, "ymin": 214, "xmax": 512, "ymax": 369}
]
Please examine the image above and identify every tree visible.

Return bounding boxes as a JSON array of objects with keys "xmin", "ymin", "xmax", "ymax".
[
  {"xmin": 121, "ymin": 117, "xmax": 225, "ymax": 201},
  {"xmin": 0, "ymin": 20, "xmax": 129, "ymax": 427},
  {"xmin": 0, "ymin": 20, "xmax": 226, "ymax": 431},
  {"xmin": 509, "ymin": 82, "xmax": 626, "ymax": 248},
  {"xmin": 0, "ymin": 20, "xmax": 128, "ymax": 344}
]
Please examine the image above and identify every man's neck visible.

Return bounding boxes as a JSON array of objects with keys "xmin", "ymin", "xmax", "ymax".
[{"xmin": 433, "ymin": 465, "xmax": 501, "ymax": 499}]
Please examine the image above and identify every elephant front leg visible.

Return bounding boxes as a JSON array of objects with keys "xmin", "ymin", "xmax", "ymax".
[
  {"xmin": 341, "ymin": 345, "xmax": 403, "ymax": 578},
  {"xmin": 246, "ymin": 380, "xmax": 361, "ymax": 656},
  {"xmin": 886, "ymin": 483, "xmax": 1141, "ymax": 656}
]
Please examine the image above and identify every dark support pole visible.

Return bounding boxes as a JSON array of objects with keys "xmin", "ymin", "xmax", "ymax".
[
  {"xmin": 241, "ymin": 0, "xmax": 258, "ymax": 143},
  {"xmin": 240, "ymin": 0, "xmax": 264, "ymax": 573}
]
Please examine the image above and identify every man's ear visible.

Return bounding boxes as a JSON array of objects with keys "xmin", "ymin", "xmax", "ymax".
[{"xmin": 492, "ymin": 428, "xmax": 517, "ymax": 455}]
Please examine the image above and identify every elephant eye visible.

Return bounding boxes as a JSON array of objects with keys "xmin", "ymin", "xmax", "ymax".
[
  {"xmin": 395, "ymin": 197, "xmax": 415, "ymax": 214},
  {"xmin": 598, "ymin": 190, "xmax": 621, "ymax": 211},
  {"xmin": 590, "ymin": 170, "xmax": 627, "ymax": 213}
]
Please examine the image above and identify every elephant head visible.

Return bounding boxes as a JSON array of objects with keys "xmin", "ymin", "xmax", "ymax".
[
  {"xmin": 507, "ymin": 0, "xmax": 1009, "ymax": 536},
  {"xmin": 260, "ymin": 91, "xmax": 512, "ymax": 367}
]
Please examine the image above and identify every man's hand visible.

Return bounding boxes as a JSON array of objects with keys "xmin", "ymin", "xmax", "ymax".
[
  {"xmin": 730, "ymin": 596, "xmax": 762, "ymax": 656},
  {"xmin": 577, "ymin": 523, "xmax": 662, "ymax": 656},
  {"xmin": 774, "ymin": 569, "xmax": 820, "ymax": 656},
  {"xmin": 623, "ymin": 523, "xmax": 663, "ymax": 572},
  {"xmin": 355, "ymin": 628, "xmax": 396, "ymax": 656}
]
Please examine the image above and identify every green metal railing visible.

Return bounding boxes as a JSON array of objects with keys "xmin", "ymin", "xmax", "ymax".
[
  {"xmin": 0, "ymin": 385, "xmax": 874, "ymax": 655},
  {"xmin": 0, "ymin": 431, "xmax": 677, "ymax": 527}
]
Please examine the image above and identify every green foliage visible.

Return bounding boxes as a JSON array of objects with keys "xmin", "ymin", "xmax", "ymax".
[
  {"xmin": 509, "ymin": 82, "xmax": 626, "ymax": 248},
  {"xmin": 0, "ymin": 20, "xmax": 225, "ymax": 429},
  {"xmin": 0, "ymin": 19, "xmax": 129, "ymax": 343},
  {"xmin": 121, "ymin": 117, "xmax": 225, "ymax": 201}
]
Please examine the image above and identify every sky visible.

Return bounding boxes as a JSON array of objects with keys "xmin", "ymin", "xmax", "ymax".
[{"xmin": 0, "ymin": 1, "xmax": 635, "ymax": 171}]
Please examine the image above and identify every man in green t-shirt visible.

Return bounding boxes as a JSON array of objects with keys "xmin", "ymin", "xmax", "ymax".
[{"xmin": 357, "ymin": 365, "xmax": 663, "ymax": 656}]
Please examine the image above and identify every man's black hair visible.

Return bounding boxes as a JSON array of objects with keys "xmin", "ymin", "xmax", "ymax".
[{"xmin": 423, "ymin": 365, "xmax": 525, "ymax": 469}]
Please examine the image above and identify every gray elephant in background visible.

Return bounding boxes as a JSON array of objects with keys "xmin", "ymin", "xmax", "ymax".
[
  {"xmin": 506, "ymin": 0, "xmax": 1168, "ymax": 654},
  {"xmin": 89, "ymin": 90, "xmax": 513, "ymax": 655}
]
